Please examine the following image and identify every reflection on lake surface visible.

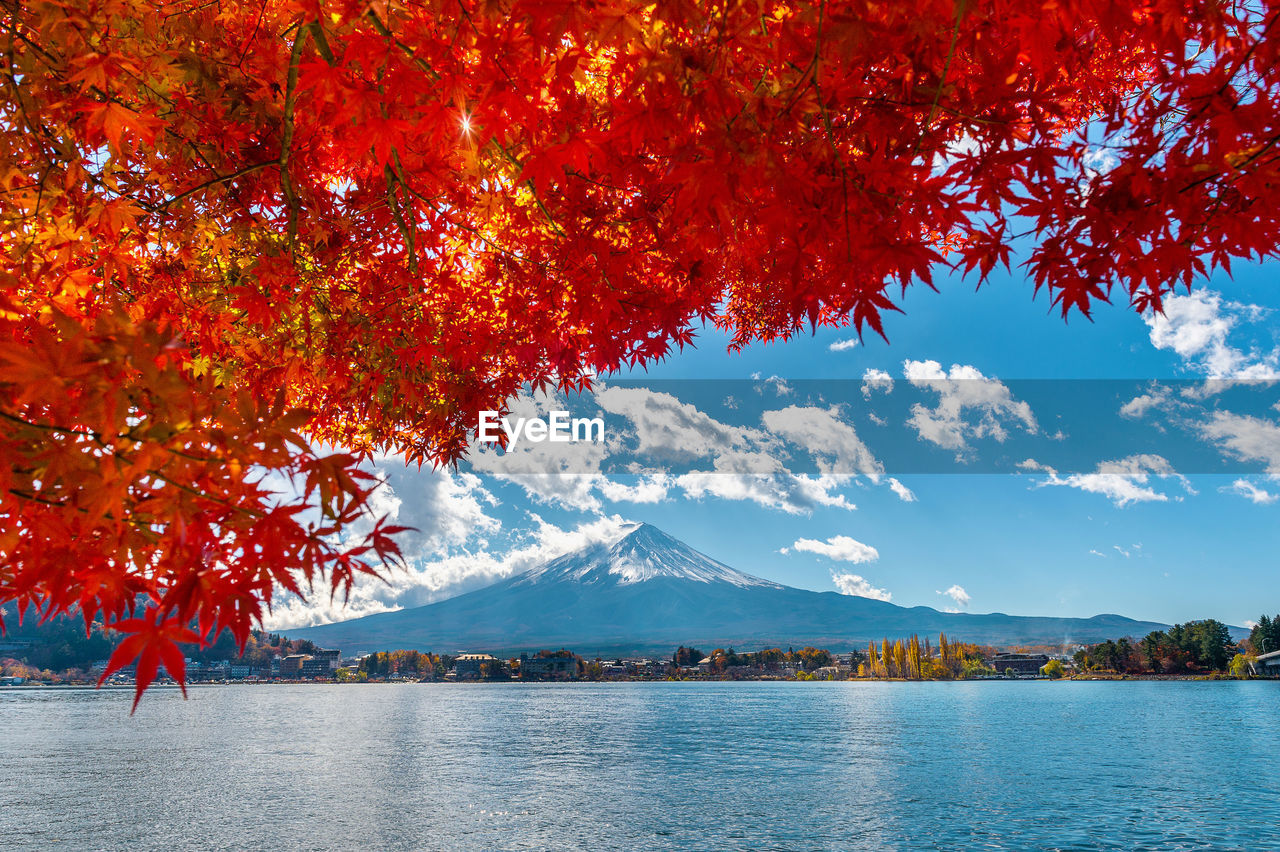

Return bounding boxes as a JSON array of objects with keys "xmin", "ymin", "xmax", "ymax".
[{"xmin": 2, "ymin": 681, "xmax": 1278, "ymax": 851}]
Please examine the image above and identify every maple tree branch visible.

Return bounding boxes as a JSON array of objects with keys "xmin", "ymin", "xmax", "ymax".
[
  {"xmin": 154, "ymin": 161, "xmax": 278, "ymax": 211},
  {"xmin": 364, "ymin": 9, "xmax": 440, "ymax": 81},
  {"xmin": 308, "ymin": 20, "xmax": 336, "ymax": 64},
  {"xmin": 279, "ymin": 25, "xmax": 307, "ymax": 254},
  {"xmin": 492, "ymin": 140, "xmax": 566, "ymax": 237},
  {"xmin": 1, "ymin": 410, "xmax": 266, "ymax": 491},
  {"xmin": 917, "ymin": 0, "xmax": 969, "ymax": 157},
  {"xmin": 6, "ymin": 487, "xmax": 67, "ymax": 509},
  {"xmin": 383, "ymin": 163, "xmax": 418, "ymax": 275},
  {"xmin": 235, "ymin": 1, "xmax": 268, "ymax": 67}
]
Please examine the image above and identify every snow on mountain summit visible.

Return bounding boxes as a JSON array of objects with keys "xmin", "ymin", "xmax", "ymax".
[{"xmin": 515, "ymin": 523, "xmax": 781, "ymax": 589}]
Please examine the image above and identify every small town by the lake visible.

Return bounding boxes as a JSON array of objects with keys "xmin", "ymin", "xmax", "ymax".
[{"xmin": 5, "ymin": 612, "xmax": 1280, "ymax": 687}]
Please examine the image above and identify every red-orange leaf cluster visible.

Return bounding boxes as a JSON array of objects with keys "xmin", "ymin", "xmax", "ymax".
[{"xmin": 4, "ymin": 0, "xmax": 1280, "ymax": 696}]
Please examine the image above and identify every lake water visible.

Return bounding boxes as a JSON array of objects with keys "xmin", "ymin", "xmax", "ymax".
[{"xmin": 1, "ymin": 681, "xmax": 1277, "ymax": 850}]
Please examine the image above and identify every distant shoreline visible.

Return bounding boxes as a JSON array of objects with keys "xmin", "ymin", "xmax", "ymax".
[{"xmin": 4, "ymin": 675, "xmax": 1273, "ymax": 691}]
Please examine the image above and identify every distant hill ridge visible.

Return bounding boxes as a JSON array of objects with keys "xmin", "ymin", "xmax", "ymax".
[{"xmin": 287, "ymin": 523, "xmax": 1217, "ymax": 655}]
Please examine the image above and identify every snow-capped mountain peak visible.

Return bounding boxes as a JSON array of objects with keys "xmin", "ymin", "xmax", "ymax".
[{"xmin": 515, "ymin": 523, "xmax": 781, "ymax": 589}]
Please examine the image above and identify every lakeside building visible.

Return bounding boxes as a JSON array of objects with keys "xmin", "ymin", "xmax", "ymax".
[
  {"xmin": 280, "ymin": 654, "xmax": 309, "ymax": 676},
  {"xmin": 274, "ymin": 649, "xmax": 343, "ymax": 678},
  {"xmin": 454, "ymin": 653, "xmax": 499, "ymax": 680},
  {"xmin": 992, "ymin": 653, "xmax": 1051, "ymax": 675},
  {"xmin": 519, "ymin": 653, "xmax": 577, "ymax": 680},
  {"xmin": 299, "ymin": 658, "xmax": 332, "ymax": 677},
  {"xmin": 310, "ymin": 649, "xmax": 341, "ymax": 672}
]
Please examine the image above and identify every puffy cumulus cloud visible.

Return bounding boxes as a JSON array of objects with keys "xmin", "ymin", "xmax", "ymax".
[
  {"xmin": 263, "ymin": 514, "xmax": 637, "ymax": 629},
  {"xmin": 353, "ymin": 467, "xmax": 500, "ymax": 563},
  {"xmin": 1035, "ymin": 453, "xmax": 1192, "ymax": 507},
  {"xmin": 830, "ymin": 572, "xmax": 892, "ymax": 601},
  {"xmin": 478, "ymin": 473, "xmax": 605, "ymax": 513},
  {"xmin": 472, "ymin": 387, "xmax": 893, "ymax": 517},
  {"xmin": 594, "ymin": 387, "xmax": 870, "ymax": 515},
  {"xmin": 829, "ymin": 338, "xmax": 860, "ymax": 352},
  {"xmin": 1119, "ymin": 385, "xmax": 1177, "ymax": 419},
  {"xmin": 761, "ymin": 405, "xmax": 882, "ymax": 475},
  {"xmin": 594, "ymin": 385, "xmax": 771, "ymax": 464},
  {"xmin": 676, "ymin": 470, "xmax": 855, "ymax": 515},
  {"xmin": 936, "ymin": 584, "xmax": 970, "ymax": 612},
  {"xmin": 789, "ymin": 534, "xmax": 879, "ymax": 563},
  {"xmin": 861, "ymin": 368, "xmax": 894, "ymax": 399},
  {"xmin": 1144, "ymin": 290, "xmax": 1280, "ymax": 380},
  {"xmin": 1222, "ymin": 478, "xmax": 1280, "ymax": 505},
  {"xmin": 1198, "ymin": 412, "xmax": 1280, "ymax": 473},
  {"xmin": 597, "ymin": 474, "xmax": 673, "ymax": 504},
  {"xmin": 903, "ymin": 360, "xmax": 1037, "ymax": 452}
]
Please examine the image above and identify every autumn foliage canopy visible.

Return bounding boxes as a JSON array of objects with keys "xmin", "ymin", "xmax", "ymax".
[{"xmin": 3, "ymin": 0, "xmax": 1280, "ymax": 699}]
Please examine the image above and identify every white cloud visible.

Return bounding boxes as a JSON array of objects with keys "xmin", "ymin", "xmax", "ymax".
[
  {"xmin": 886, "ymin": 477, "xmax": 916, "ymax": 502},
  {"xmin": 829, "ymin": 338, "xmax": 860, "ymax": 352},
  {"xmin": 594, "ymin": 387, "xmax": 866, "ymax": 515},
  {"xmin": 474, "ymin": 389, "xmax": 867, "ymax": 516},
  {"xmin": 1113, "ymin": 545, "xmax": 1131, "ymax": 558},
  {"xmin": 353, "ymin": 468, "xmax": 500, "ymax": 563},
  {"xmin": 861, "ymin": 368, "xmax": 894, "ymax": 399},
  {"xmin": 1120, "ymin": 386, "xmax": 1175, "ymax": 419},
  {"xmin": 675, "ymin": 469, "xmax": 855, "ymax": 515},
  {"xmin": 594, "ymin": 386, "xmax": 765, "ymax": 464},
  {"xmin": 1198, "ymin": 412, "xmax": 1280, "ymax": 473},
  {"xmin": 597, "ymin": 474, "xmax": 673, "ymax": 504},
  {"xmin": 1036, "ymin": 454, "xmax": 1191, "ymax": 507},
  {"xmin": 937, "ymin": 584, "xmax": 970, "ymax": 610},
  {"xmin": 756, "ymin": 375, "xmax": 794, "ymax": 396},
  {"xmin": 460, "ymin": 387, "xmax": 899, "ymax": 520},
  {"xmin": 1089, "ymin": 549, "xmax": 1106, "ymax": 557},
  {"xmin": 1222, "ymin": 478, "xmax": 1280, "ymax": 505},
  {"xmin": 903, "ymin": 360, "xmax": 1037, "ymax": 452},
  {"xmin": 831, "ymin": 572, "xmax": 892, "ymax": 601},
  {"xmin": 761, "ymin": 405, "xmax": 882, "ymax": 475},
  {"xmin": 791, "ymin": 535, "xmax": 879, "ymax": 563},
  {"xmin": 1144, "ymin": 290, "xmax": 1280, "ymax": 380},
  {"xmin": 1083, "ymin": 145, "xmax": 1120, "ymax": 175}
]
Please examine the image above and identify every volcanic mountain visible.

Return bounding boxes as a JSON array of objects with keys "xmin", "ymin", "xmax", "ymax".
[{"xmin": 287, "ymin": 523, "xmax": 1178, "ymax": 654}]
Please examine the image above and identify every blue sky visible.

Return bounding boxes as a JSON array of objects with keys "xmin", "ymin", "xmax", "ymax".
[{"xmin": 267, "ymin": 258, "xmax": 1280, "ymax": 635}]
